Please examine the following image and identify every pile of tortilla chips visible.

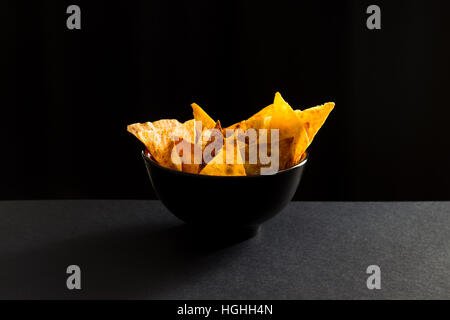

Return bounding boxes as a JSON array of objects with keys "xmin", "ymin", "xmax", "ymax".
[{"xmin": 127, "ymin": 92, "xmax": 334, "ymax": 176}]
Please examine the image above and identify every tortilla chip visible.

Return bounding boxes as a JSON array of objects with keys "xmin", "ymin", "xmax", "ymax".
[
  {"xmin": 151, "ymin": 119, "xmax": 181, "ymax": 131},
  {"xmin": 127, "ymin": 121, "xmax": 182, "ymax": 171},
  {"xmin": 268, "ymin": 92, "xmax": 308, "ymax": 168},
  {"xmin": 271, "ymin": 93, "xmax": 298, "ymax": 139},
  {"xmin": 291, "ymin": 102, "xmax": 334, "ymax": 164},
  {"xmin": 128, "ymin": 92, "xmax": 333, "ymax": 174},
  {"xmin": 200, "ymin": 121, "xmax": 224, "ymax": 169},
  {"xmin": 191, "ymin": 103, "xmax": 216, "ymax": 130},
  {"xmin": 241, "ymin": 137, "xmax": 294, "ymax": 175},
  {"xmin": 181, "ymin": 119, "xmax": 196, "ymax": 142},
  {"xmin": 179, "ymin": 142, "xmax": 200, "ymax": 174},
  {"xmin": 298, "ymin": 152, "xmax": 307, "ymax": 162},
  {"xmin": 227, "ymin": 104, "xmax": 273, "ymax": 132},
  {"xmin": 226, "ymin": 120, "xmax": 246, "ymax": 131},
  {"xmin": 274, "ymin": 137, "xmax": 295, "ymax": 171},
  {"xmin": 127, "ymin": 121, "xmax": 153, "ymax": 135},
  {"xmin": 296, "ymin": 102, "xmax": 335, "ymax": 146},
  {"xmin": 170, "ymin": 119, "xmax": 201, "ymax": 174},
  {"xmin": 199, "ymin": 131, "xmax": 246, "ymax": 176},
  {"xmin": 290, "ymin": 126, "xmax": 310, "ymax": 167},
  {"xmin": 225, "ymin": 93, "xmax": 298, "ymax": 172},
  {"xmin": 252, "ymin": 104, "xmax": 274, "ymax": 119},
  {"xmin": 246, "ymin": 115, "xmax": 272, "ymax": 134}
]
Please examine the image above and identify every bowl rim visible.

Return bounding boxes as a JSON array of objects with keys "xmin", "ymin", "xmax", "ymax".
[{"xmin": 141, "ymin": 149, "xmax": 308, "ymax": 178}]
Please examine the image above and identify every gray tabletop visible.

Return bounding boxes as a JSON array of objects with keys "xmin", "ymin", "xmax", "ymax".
[{"xmin": 0, "ymin": 200, "xmax": 449, "ymax": 299}]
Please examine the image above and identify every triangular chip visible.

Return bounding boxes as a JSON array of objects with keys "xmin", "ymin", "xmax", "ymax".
[
  {"xmin": 127, "ymin": 121, "xmax": 182, "ymax": 171},
  {"xmin": 271, "ymin": 92, "xmax": 300, "ymax": 141},
  {"xmin": 226, "ymin": 120, "xmax": 246, "ymax": 131},
  {"xmin": 291, "ymin": 102, "xmax": 334, "ymax": 164},
  {"xmin": 151, "ymin": 119, "xmax": 181, "ymax": 131},
  {"xmin": 128, "ymin": 93, "xmax": 333, "ymax": 174},
  {"xmin": 199, "ymin": 131, "xmax": 246, "ymax": 176},
  {"xmin": 227, "ymin": 104, "xmax": 273, "ymax": 132},
  {"xmin": 170, "ymin": 119, "xmax": 201, "ymax": 174},
  {"xmin": 241, "ymin": 137, "xmax": 294, "ymax": 175},
  {"xmin": 199, "ymin": 121, "xmax": 223, "ymax": 170},
  {"xmin": 269, "ymin": 92, "xmax": 307, "ymax": 168},
  {"xmin": 295, "ymin": 102, "xmax": 335, "ymax": 146},
  {"xmin": 290, "ymin": 126, "xmax": 310, "ymax": 167},
  {"xmin": 191, "ymin": 103, "xmax": 216, "ymax": 130},
  {"xmin": 273, "ymin": 91, "xmax": 287, "ymax": 107}
]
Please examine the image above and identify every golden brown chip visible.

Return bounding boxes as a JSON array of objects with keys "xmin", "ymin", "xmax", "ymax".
[
  {"xmin": 268, "ymin": 92, "xmax": 307, "ymax": 168},
  {"xmin": 226, "ymin": 120, "xmax": 246, "ymax": 131},
  {"xmin": 298, "ymin": 152, "xmax": 307, "ymax": 163},
  {"xmin": 289, "ymin": 126, "xmax": 310, "ymax": 167},
  {"xmin": 291, "ymin": 102, "xmax": 334, "ymax": 164},
  {"xmin": 151, "ymin": 119, "xmax": 181, "ymax": 131},
  {"xmin": 128, "ymin": 92, "xmax": 333, "ymax": 174},
  {"xmin": 227, "ymin": 104, "xmax": 273, "ymax": 132},
  {"xmin": 199, "ymin": 121, "xmax": 223, "ymax": 169},
  {"xmin": 171, "ymin": 119, "xmax": 196, "ymax": 146},
  {"xmin": 127, "ymin": 122, "xmax": 182, "ymax": 171},
  {"xmin": 170, "ymin": 119, "xmax": 201, "ymax": 174},
  {"xmin": 241, "ymin": 137, "xmax": 294, "ymax": 175},
  {"xmin": 179, "ymin": 142, "xmax": 200, "ymax": 174},
  {"xmin": 191, "ymin": 103, "xmax": 216, "ymax": 131},
  {"xmin": 270, "ymin": 93, "xmax": 299, "ymax": 140},
  {"xmin": 252, "ymin": 104, "xmax": 274, "ymax": 119},
  {"xmin": 295, "ymin": 102, "xmax": 335, "ymax": 146},
  {"xmin": 199, "ymin": 131, "xmax": 246, "ymax": 176}
]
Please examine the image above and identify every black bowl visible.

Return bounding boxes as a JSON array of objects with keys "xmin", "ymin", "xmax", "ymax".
[{"xmin": 142, "ymin": 151, "xmax": 308, "ymax": 240}]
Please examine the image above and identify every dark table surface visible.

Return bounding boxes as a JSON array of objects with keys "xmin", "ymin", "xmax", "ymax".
[{"xmin": 0, "ymin": 200, "xmax": 449, "ymax": 299}]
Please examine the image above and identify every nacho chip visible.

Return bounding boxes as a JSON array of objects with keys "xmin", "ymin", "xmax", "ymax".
[
  {"xmin": 225, "ymin": 93, "xmax": 298, "ymax": 172},
  {"xmin": 269, "ymin": 92, "xmax": 308, "ymax": 168},
  {"xmin": 291, "ymin": 102, "xmax": 334, "ymax": 164},
  {"xmin": 241, "ymin": 137, "xmax": 294, "ymax": 175},
  {"xmin": 226, "ymin": 120, "xmax": 246, "ymax": 131},
  {"xmin": 180, "ymin": 119, "xmax": 196, "ymax": 142},
  {"xmin": 199, "ymin": 131, "xmax": 246, "ymax": 176},
  {"xmin": 200, "ymin": 121, "xmax": 224, "ymax": 169},
  {"xmin": 127, "ymin": 121, "xmax": 182, "ymax": 171},
  {"xmin": 179, "ymin": 142, "xmax": 200, "ymax": 174},
  {"xmin": 170, "ymin": 119, "xmax": 201, "ymax": 174},
  {"xmin": 295, "ymin": 102, "xmax": 335, "ymax": 146},
  {"xmin": 128, "ymin": 92, "xmax": 333, "ymax": 174},
  {"xmin": 290, "ymin": 126, "xmax": 310, "ymax": 167},
  {"xmin": 227, "ymin": 104, "xmax": 273, "ymax": 132},
  {"xmin": 271, "ymin": 92, "xmax": 299, "ymax": 140},
  {"xmin": 151, "ymin": 119, "xmax": 181, "ymax": 131},
  {"xmin": 252, "ymin": 103, "xmax": 274, "ymax": 119},
  {"xmin": 191, "ymin": 103, "xmax": 216, "ymax": 130}
]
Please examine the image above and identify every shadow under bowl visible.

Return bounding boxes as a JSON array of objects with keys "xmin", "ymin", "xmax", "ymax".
[{"xmin": 142, "ymin": 151, "xmax": 308, "ymax": 241}]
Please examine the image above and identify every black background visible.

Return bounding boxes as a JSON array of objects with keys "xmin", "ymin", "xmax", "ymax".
[{"xmin": 1, "ymin": 0, "xmax": 449, "ymax": 200}]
